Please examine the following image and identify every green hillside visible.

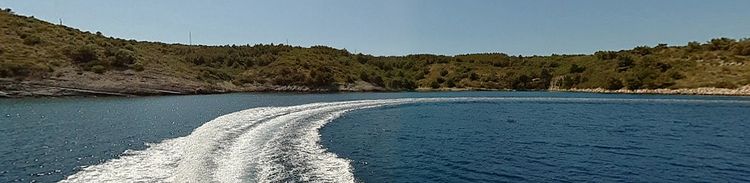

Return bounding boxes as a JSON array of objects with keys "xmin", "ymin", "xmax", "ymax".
[{"xmin": 2, "ymin": 9, "xmax": 750, "ymax": 96}]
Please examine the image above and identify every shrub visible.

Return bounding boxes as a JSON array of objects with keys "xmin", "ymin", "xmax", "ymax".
[
  {"xmin": 605, "ymin": 77, "xmax": 624, "ymax": 90},
  {"xmin": 0, "ymin": 61, "xmax": 49, "ymax": 78},
  {"xmin": 568, "ymin": 64, "xmax": 586, "ymax": 73},
  {"xmin": 594, "ymin": 51, "xmax": 618, "ymax": 60},
  {"xmin": 307, "ymin": 67, "xmax": 334, "ymax": 86},
  {"xmin": 366, "ymin": 74, "xmax": 384, "ymax": 87},
  {"xmin": 270, "ymin": 68, "xmax": 305, "ymax": 85},
  {"xmin": 131, "ymin": 62, "xmax": 145, "ymax": 71},
  {"xmin": 468, "ymin": 72, "xmax": 479, "ymax": 80},
  {"xmin": 91, "ymin": 65, "xmax": 106, "ymax": 74},
  {"xmin": 110, "ymin": 48, "xmax": 137, "ymax": 67},
  {"xmin": 428, "ymin": 79, "xmax": 440, "ymax": 88},
  {"xmin": 632, "ymin": 46, "xmax": 653, "ymax": 55},
  {"xmin": 731, "ymin": 43, "xmax": 750, "ymax": 56},
  {"xmin": 686, "ymin": 41, "xmax": 702, "ymax": 52},
  {"xmin": 439, "ymin": 69, "xmax": 449, "ymax": 76},
  {"xmin": 70, "ymin": 44, "xmax": 99, "ymax": 63},
  {"xmin": 616, "ymin": 56, "xmax": 634, "ymax": 72},
  {"xmin": 623, "ymin": 77, "xmax": 643, "ymax": 90},
  {"xmin": 436, "ymin": 77, "xmax": 445, "ymax": 84},
  {"xmin": 708, "ymin": 38, "xmax": 736, "ymax": 51},
  {"xmin": 198, "ymin": 67, "xmax": 232, "ymax": 81},
  {"xmin": 385, "ymin": 77, "xmax": 415, "ymax": 89},
  {"xmin": 715, "ymin": 81, "xmax": 737, "ymax": 89},
  {"xmin": 444, "ymin": 77, "xmax": 456, "ymax": 88},
  {"xmin": 23, "ymin": 34, "xmax": 42, "ymax": 45}
]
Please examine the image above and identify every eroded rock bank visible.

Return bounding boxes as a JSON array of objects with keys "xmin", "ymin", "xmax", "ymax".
[
  {"xmin": 554, "ymin": 85, "xmax": 750, "ymax": 96},
  {"xmin": 0, "ymin": 77, "xmax": 388, "ymax": 98}
]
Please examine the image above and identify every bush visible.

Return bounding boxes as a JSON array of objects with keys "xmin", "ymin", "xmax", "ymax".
[
  {"xmin": 110, "ymin": 48, "xmax": 137, "ymax": 67},
  {"xmin": 715, "ymin": 81, "xmax": 737, "ymax": 89},
  {"xmin": 0, "ymin": 61, "xmax": 48, "ymax": 78},
  {"xmin": 428, "ymin": 79, "xmax": 440, "ymax": 88},
  {"xmin": 444, "ymin": 77, "xmax": 456, "ymax": 88},
  {"xmin": 198, "ymin": 67, "xmax": 232, "ymax": 81},
  {"xmin": 632, "ymin": 46, "xmax": 653, "ymax": 55},
  {"xmin": 568, "ymin": 64, "xmax": 586, "ymax": 73},
  {"xmin": 439, "ymin": 69, "xmax": 449, "ymax": 76},
  {"xmin": 366, "ymin": 74, "xmax": 384, "ymax": 87},
  {"xmin": 91, "ymin": 65, "xmax": 106, "ymax": 74},
  {"xmin": 708, "ymin": 38, "xmax": 736, "ymax": 51},
  {"xmin": 616, "ymin": 56, "xmax": 634, "ymax": 72},
  {"xmin": 468, "ymin": 72, "xmax": 479, "ymax": 80},
  {"xmin": 686, "ymin": 41, "xmax": 702, "ymax": 52},
  {"xmin": 23, "ymin": 34, "xmax": 42, "ymax": 45},
  {"xmin": 307, "ymin": 67, "xmax": 334, "ymax": 86},
  {"xmin": 605, "ymin": 77, "xmax": 624, "ymax": 90},
  {"xmin": 131, "ymin": 62, "xmax": 145, "ymax": 71},
  {"xmin": 385, "ymin": 77, "xmax": 416, "ymax": 90},
  {"xmin": 595, "ymin": 51, "xmax": 618, "ymax": 60},
  {"xmin": 731, "ymin": 43, "xmax": 750, "ymax": 56},
  {"xmin": 70, "ymin": 44, "xmax": 99, "ymax": 63},
  {"xmin": 623, "ymin": 77, "xmax": 643, "ymax": 90}
]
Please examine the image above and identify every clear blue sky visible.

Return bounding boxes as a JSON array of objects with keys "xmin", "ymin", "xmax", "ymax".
[{"xmin": 2, "ymin": 0, "xmax": 750, "ymax": 56}]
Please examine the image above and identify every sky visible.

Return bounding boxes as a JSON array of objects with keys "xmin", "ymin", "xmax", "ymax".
[{"xmin": 2, "ymin": 0, "xmax": 750, "ymax": 56}]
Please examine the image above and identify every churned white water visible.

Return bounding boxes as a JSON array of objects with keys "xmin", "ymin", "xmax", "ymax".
[{"xmin": 60, "ymin": 98, "xmax": 460, "ymax": 182}]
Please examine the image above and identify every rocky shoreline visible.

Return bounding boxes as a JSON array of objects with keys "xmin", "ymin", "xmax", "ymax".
[
  {"xmin": 554, "ymin": 85, "xmax": 750, "ymax": 96},
  {"xmin": 0, "ymin": 79, "xmax": 390, "ymax": 98},
  {"xmin": 4, "ymin": 76, "xmax": 750, "ymax": 98}
]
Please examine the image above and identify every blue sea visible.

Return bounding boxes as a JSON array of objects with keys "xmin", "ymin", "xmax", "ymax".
[{"xmin": 1, "ymin": 92, "xmax": 749, "ymax": 182}]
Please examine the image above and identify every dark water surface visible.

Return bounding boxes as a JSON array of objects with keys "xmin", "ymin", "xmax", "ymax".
[
  {"xmin": 1, "ymin": 92, "xmax": 749, "ymax": 182},
  {"xmin": 322, "ymin": 97, "xmax": 750, "ymax": 182}
]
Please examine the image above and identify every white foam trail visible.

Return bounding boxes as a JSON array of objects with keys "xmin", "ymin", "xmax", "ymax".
[
  {"xmin": 60, "ymin": 98, "xmax": 447, "ymax": 182},
  {"xmin": 60, "ymin": 97, "xmax": 749, "ymax": 182}
]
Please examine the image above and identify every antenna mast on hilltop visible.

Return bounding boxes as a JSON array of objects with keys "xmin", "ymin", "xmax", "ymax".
[{"xmin": 189, "ymin": 31, "xmax": 192, "ymax": 45}]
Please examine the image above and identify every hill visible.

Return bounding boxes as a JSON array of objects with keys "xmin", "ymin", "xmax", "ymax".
[{"xmin": 2, "ymin": 9, "xmax": 750, "ymax": 97}]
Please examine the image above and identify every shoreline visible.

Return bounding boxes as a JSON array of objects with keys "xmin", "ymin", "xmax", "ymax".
[
  {"xmin": 3, "ymin": 79, "xmax": 750, "ymax": 98},
  {"xmin": 552, "ymin": 85, "xmax": 750, "ymax": 96}
]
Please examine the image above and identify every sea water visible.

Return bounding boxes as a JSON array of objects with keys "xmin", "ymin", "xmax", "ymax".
[{"xmin": 0, "ymin": 92, "xmax": 748, "ymax": 182}]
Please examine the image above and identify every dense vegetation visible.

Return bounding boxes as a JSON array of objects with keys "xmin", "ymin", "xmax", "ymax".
[{"xmin": 2, "ymin": 9, "xmax": 749, "ymax": 91}]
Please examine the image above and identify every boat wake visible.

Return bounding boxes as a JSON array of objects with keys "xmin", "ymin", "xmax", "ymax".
[
  {"xmin": 61, "ymin": 98, "xmax": 471, "ymax": 182},
  {"xmin": 60, "ymin": 97, "xmax": 748, "ymax": 182}
]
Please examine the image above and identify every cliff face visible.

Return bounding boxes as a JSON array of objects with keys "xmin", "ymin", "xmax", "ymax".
[{"xmin": 2, "ymin": 9, "xmax": 750, "ymax": 97}]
